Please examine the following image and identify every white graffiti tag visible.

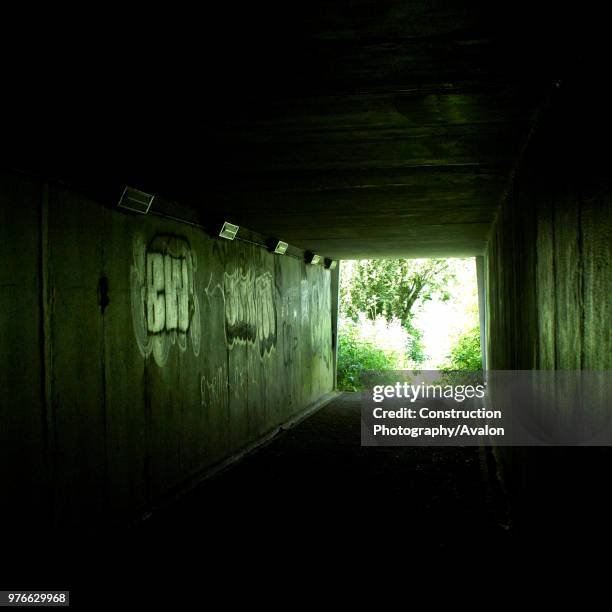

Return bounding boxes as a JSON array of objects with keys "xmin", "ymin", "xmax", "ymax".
[
  {"xmin": 224, "ymin": 268, "xmax": 277, "ymax": 357},
  {"xmin": 131, "ymin": 233, "xmax": 201, "ymax": 367}
]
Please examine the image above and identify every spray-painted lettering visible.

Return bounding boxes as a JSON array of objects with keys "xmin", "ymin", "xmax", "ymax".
[{"xmin": 131, "ymin": 234, "xmax": 201, "ymax": 367}]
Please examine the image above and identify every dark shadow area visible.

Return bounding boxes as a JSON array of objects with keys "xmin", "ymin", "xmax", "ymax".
[
  {"xmin": 4, "ymin": 396, "xmax": 612, "ymax": 603},
  {"xmin": 140, "ymin": 393, "xmax": 508, "ymax": 545},
  {"xmin": 3, "ymin": 394, "xmax": 510, "ymax": 599}
]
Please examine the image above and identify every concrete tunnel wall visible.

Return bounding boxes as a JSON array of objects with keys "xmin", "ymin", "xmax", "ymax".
[
  {"xmin": 484, "ymin": 87, "xmax": 611, "ymax": 372},
  {"xmin": 483, "ymin": 76, "xmax": 612, "ymax": 529},
  {"xmin": 0, "ymin": 171, "xmax": 335, "ymax": 527}
]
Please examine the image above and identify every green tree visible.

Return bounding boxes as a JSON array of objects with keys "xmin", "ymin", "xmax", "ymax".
[
  {"xmin": 440, "ymin": 326, "xmax": 482, "ymax": 371},
  {"xmin": 336, "ymin": 321, "xmax": 401, "ymax": 391},
  {"xmin": 341, "ymin": 258, "xmax": 454, "ymax": 328},
  {"xmin": 340, "ymin": 258, "xmax": 455, "ymax": 367}
]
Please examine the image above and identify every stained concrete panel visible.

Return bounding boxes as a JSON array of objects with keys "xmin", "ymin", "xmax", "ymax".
[
  {"xmin": 581, "ymin": 190, "xmax": 612, "ymax": 370},
  {"xmin": 0, "ymin": 174, "xmax": 47, "ymax": 525},
  {"xmin": 483, "ymin": 78, "xmax": 612, "ymax": 535},
  {"xmin": 46, "ymin": 186, "xmax": 108, "ymax": 526},
  {"xmin": 0, "ymin": 173, "xmax": 334, "ymax": 527}
]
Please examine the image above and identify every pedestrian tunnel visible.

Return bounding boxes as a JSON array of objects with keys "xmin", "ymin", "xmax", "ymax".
[{"xmin": 0, "ymin": 4, "xmax": 610, "ymax": 587}]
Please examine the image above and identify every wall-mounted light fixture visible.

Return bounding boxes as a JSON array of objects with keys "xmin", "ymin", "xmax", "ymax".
[
  {"xmin": 268, "ymin": 239, "xmax": 288, "ymax": 255},
  {"xmin": 219, "ymin": 221, "xmax": 239, "ymax": 240},
  {"xmin": 305, "ymin": 251, "xmax": 321, "ymax": 265},
  {"xmin": 324, "ymin": 258, "xmax": 337, "ymax": 270},
  {"xmin": 118, "ymin": 186, "xmax": 155, "ymax": 214}
]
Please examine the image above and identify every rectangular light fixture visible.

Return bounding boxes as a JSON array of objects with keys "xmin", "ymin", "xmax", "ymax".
[
  {"xmin": 219, "ymin": 221, "xmax": 239, "ymax": 240},
  {"xmin": 273, "ymin": 240, "xmax": 288, "ymax": 255},
  {"xmin": 324, "ymin": 258, "xmax": 337, "ymax": 270},
  {"xmin": 118, "ymin": 186, "xmax": 154, "ymax": 214},
  {"xmin": 305, "ymin": 251, "xmax": 321, "ymax": 265}
]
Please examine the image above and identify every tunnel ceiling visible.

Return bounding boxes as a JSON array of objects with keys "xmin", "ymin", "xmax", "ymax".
[{"xmin": 8, "ymin": 2, "xmax": 585, "ymax": 259}]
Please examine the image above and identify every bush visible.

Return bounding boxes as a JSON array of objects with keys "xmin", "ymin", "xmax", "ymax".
[
  {"xmin": 440, "ymin": 326, "xmax": 482, "ymax": 371},
  {"xmin": 403, "ymin": 318, "xmax": 426, "ymax": 365},
  {"xmin": 337, "ymin": 323, "xmax": 400, "ymax": 391}
]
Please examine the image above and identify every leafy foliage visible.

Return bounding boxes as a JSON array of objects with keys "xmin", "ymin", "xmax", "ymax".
[
  {"xmin": 337, "ymin": 258, "xmax": 480, "ymax": 388},
  {"xmin": 336, "ymin": 322, "xmax": 401, "ymax": 391},
  {"xmin": 440, "ymin": 326, "xmax": 483, "ymax": 371},
  {"xmin": 341, "ymin": 258, "xmax": 454, "ymax": 329},
  {"xmin": 402, "ymin": 318, "xmax": 426, "ymax": 364},
  {"xmin": 340, "ymin": 258, "xmax": 455, "ymax": 366}
]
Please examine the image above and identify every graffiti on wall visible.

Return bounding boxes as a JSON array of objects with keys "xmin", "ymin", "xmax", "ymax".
[
  {"xmin": 309, "ymin": 281, "xmax": 331, "ymax": 354},
  {"xmin": 231, "ymin": 368, "xmax": 248, "ymax": 399},
  {"xmin": 299, "ymin": 272, "xmax": 331, "ymax": 367},
  {"xmin": 200, "ymin": 367, "xmax": 228, "ymax": 411},
  {"xmin": 224, "ymin": 268, "xmax": 277, "ymax": 357},
  {"xmin": 301, "ymin": 279, "xmax": 310, "ymax": 323},
  {"xmin": 280, "ymin": 287, "xmax": 299, "ymax": 366},
  {"xmin": 131, "ymin": 234, "xmax": 201, "ymax": 367}
]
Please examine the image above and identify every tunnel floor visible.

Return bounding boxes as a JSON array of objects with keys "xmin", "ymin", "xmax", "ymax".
[
  {"xmin": 140, "ymin": 392, "xmax": 511, "ymax": 550},
  {"xmin": 14, "ymin": 393, "xmax": 519, "ymax": 601}
]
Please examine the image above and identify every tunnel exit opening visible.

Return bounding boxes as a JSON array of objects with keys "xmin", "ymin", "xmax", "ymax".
[{"xmin": 335, "ymin": 257, "xmax": 484, "ymax": 391}]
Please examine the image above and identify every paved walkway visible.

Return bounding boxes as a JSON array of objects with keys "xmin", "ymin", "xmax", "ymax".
[
  {"xmin": 10, "ymin": 393, "xmax": 511, "ymax": 602},
  {"xmin": 142, "ymin": 392, "xmax": 510, "ymax": 551}
]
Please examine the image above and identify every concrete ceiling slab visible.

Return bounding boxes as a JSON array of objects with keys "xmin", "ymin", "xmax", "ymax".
[{"xmin": 8, "ymin": 1, "xmax": 581, "ymax": 259}]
